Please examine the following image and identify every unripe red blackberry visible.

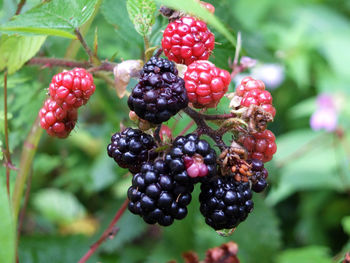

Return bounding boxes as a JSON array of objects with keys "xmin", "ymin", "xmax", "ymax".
[
  {"xmin": 128, "ymin": 160, "xmax": 194, "ymax": 226},
  {"xmin": 162, "ymin": 17, "xmax": 215, "ymax": 65},
  {"xmin": 107, "ymin": 128, "xmax": 157, "ymax": 173},
  {"xmin": 184, "ymin": 61, "xmax": 231, "ymax": 108},
  {"xmin": 239, "ymin": 129, "xmax": 277, "ymax": 163},
  {"xmin": 241, "ymin": 89, "xmax": 276, "ymax": 117},
  {"xmin": 39, "ymin": 98, "xmax": 77, "ymax": 138},
  {"xmin": 236, "ymin": 76, "xmax": 276, "ymax": 117},
  {"xmin": 236, "ymin": 76, "xmax": 265, "ymax": 97},
  {"xmin": 165, "ymin": 134, "xmax": 217, "ymax": 183},
  {"xmin": 49, "ymin": 68, "xmax": 95, "ymax": 109},
  {"xmin": 199, "ymin": 175, "xmax": 254, "ymax": 230},
  {"xmin": 128, "ymin": 57, "xmax": 188, "ymax": 124}
]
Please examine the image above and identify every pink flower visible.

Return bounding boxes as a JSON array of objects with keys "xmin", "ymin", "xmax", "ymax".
[{"xmin": 310, "ymin": 94, "xmax": 338, "ymax": 132}]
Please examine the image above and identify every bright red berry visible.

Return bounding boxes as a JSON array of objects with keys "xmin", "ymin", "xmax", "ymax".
[
  {"xmin": 39, "ymin": 98, "xmax": 78, "ymax": 138},
  {"xmin": 184, "ymin": 61, "xmax": 231, "ymax": 108},
  {"xmin": 49, "ymin": 68, "xmax": 95, "ymax": 108},
  {"xmin": 161, "ymin": 17, "xmax": 215, "ymax": 65},
  {"xmin": 239, "ymin": 129, "xmax": 277, "ymax": 163},
  {"xmin": 236, "ymin": 76, "xmax": 265, "ymax": 97}
]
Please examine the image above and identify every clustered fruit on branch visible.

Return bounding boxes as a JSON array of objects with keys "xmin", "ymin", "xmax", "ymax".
[{"xmin": 38, "ymin": 2, "xmax": 277, "ymax": 233}]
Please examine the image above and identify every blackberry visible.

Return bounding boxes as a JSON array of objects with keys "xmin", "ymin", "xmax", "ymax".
[
  {"xmin": 199, "ymin": 175, "xmax": 254, "ymax": 230},
  {"xmin": 165, "ymin": 134, "xmax": 217, "ymax": 183},
  {"xmin": 128, "ymin": 59, "xmax": 188, "ymax": 124},
  {"xmin": 107, "ymin": 128, "xmax": 157, "ymax": 173},
  {"xmin": 141, "ymin": 56, "xmax": 177, "ymax": 75},
  {"xmin": 127, "ymin": 160, "xmax": 194, "ymax": 226},
  {"xmin": 249, "ymin": 159, "xmax": 268, "ymax": 193}
]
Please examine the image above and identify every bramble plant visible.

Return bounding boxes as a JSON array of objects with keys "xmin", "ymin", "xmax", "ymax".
[{"xmin": 2, "ymin": 0, "xmax": 350, "ymax": 263}]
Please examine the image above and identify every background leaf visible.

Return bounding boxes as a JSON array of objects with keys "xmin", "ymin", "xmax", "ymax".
[
  {"xmin": 0, "ymin": 35, "xmax": 46, "ymax": 74},
  {"xmin": 32, "ymin": 188, "xmax": 86, "ymax": 225},
  {"xmin": 127, "ymin": 0, "xmax": 156, "ymax": 36},
  {"xmin": 0, "ymin": 0, "xmax": 98, "ymax": 38},
  {"xmin": 276, "ymin": 246, "xmax": 333, "ymax": 263}
]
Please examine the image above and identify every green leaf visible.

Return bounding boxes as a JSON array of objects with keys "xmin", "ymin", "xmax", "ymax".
[
  {"xmin": 342, "ymin": 216, "xmax": 350, "ymax": 236},
  {"xmin": 276, "ymin": 246, "xmax": 333, "ymax": 263},
  {"xmin": 0, "ymin": 0, "xmax": 98, "ymax": 38},
  {"xmin": 267, "ymin": 130, "xmax": 346, "ymax": 205},
  {"xmin": 0, "ymin": 34, "xmax": 46, "ymax": 74},
  {"xmin": 32, "ymin": 188, "xmax": 86, "ymax": 225},
  {"xmin": 127, "ymin": 0, "xmax": 156, "ymax": 36},
  {"xmin": 155, "ymin": 0, "xmax": 236, "ymax": 47},
  {"xmin": 19, "ymin": 235, "xmax": 98, "ymax": 263},
  {"xmin": 0, "ymin": 186, "xmax": 15, "ymax": 263}
]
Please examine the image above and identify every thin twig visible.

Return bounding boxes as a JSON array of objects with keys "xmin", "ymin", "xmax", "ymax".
[
  {"xmin": 15, "ymin": 0, "xmax": 26, "ymax": 15},
  {"xmin": 3, "ymin": 71, "xmax": 11, "ymax": 197},
  {"xmin": 183, "ymin": 107, "xmax": 226, "ymax": 149},
  {"xmin": 78, "ymin": 199, "xmax": 129, "ymax": 263},
  {"xmin": 27, "ymin": 57, "xmax": 91, "ymax": 68},
  {"xmin": 179, "ymin": 120, "xmax": 195, "ymax": 136},
  {"xmin": 74, "ymin": 28, "xmax": 97, "ymax": 64}
]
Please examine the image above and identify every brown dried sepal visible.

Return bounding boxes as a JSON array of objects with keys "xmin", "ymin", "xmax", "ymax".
[
  {"xmin": 159, "ymin": 6, "xmax": 186, "ymax": 22},
  {"xmin": 242, "ymin": 104, "xmax": 274, "ymax": 133},
  {"xmin": 204, "ymin": 242, "xmax": 240, "ymax": 263},
  {"xmin": 219, "ymin": 144, "xmax": 261, "ymax": 184}
]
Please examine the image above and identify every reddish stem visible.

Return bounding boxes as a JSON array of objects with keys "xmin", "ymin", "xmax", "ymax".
[
  {"xmin": 179, "ymin": 120, "xmax": 195, "ymax": 136},
  {"xmin": 78, "ymin": 199, "xmax": 129, "ymax": 263},
  {"xmin": 15, "ymin": 0, "xmax": 26, "ymax": 15},
  {"xmin": 27, "ymin": 57, "xmax": 91, "ymax": 69}
]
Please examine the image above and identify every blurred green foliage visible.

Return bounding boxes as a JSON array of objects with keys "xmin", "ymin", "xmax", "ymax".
[{"xmin": 0, "ymin": 0, "xmax": 350, "ymax": 262}]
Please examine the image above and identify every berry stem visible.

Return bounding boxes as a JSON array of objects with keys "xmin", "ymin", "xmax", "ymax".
[
  {"xmin": 78, "ymin": 199, "xmax": 129, "ymax": 263},
  {"xmin": 183, "ymin": 107, "xmax": 226, "ymax": 149},
  {"xmin": 74, "ymin": 28, "xmax": 100, "ymax": 65},
  {"xmin": 15, "ymin": 0, "xmax": 26, "ymax": 15},
  {"xmin": 154, "ymin": 48, "xmax": 163, "ymax": 58},
  {"xmin": 3, "ymin": 70, "xmax": 11, "ymax": 197},
  {"xmin": 154, "ymin": 125, "xmax": 162, "ymax": 143}
]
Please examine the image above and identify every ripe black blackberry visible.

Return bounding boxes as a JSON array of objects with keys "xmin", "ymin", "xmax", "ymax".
[
  {"xmin": 165, "ymin": 134, "xmax": 217, "ymax": 183},
  {"xmin": 107, "ymin": 128, "xmax": 157, "ymax": 173},
  {"xmin": 128, "ymin": 58, "xmax": 188, "ymax": 124},
  {"xmin": 141, "ymin": 56, "xmax": 177, "ymax": 75},
  {"xmin": 199, "ymin": 175, "xmax": 254, "ymax": 230},
  {"xmin": 127, "ymin": 160, "xmax": 194, "ymax": 226},
  {"xmin": 249, "ymin": 159, "xmax": 268, "ymax": 193}
]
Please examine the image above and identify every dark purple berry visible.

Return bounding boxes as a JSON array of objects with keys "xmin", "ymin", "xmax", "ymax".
[
  {"xmin": 107, "ymin": 128, "xmax": 157, "ymax": 173},
  {"xmin": 199, "ymin": 175, "xmax": 254, "ymax": 230}
]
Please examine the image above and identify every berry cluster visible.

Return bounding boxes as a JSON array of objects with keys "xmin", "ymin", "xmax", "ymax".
[
  {"xmin": 37, "ymin": 1, "xmax": 278, "ymax": 234},
  {"xmin": 39, "ymin": 68, "xmax": 95, "ymax": 138}
]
